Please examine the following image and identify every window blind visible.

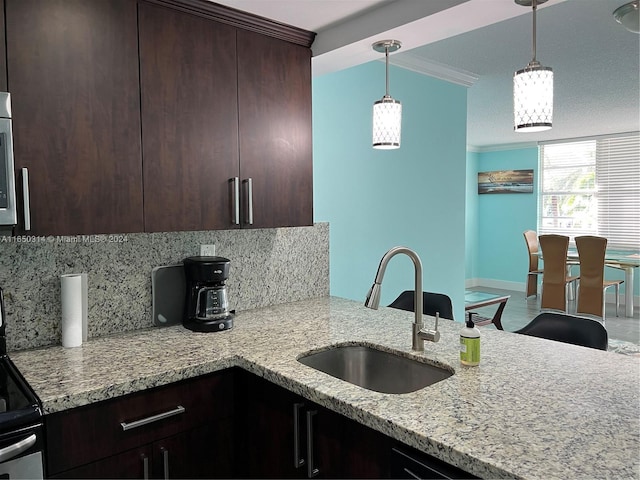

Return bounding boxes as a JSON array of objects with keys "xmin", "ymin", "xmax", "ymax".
[
  {"xmin": 538, "ymin": 133, "xmax": 640, "ymax": 251},
  {"xmin": 596, "ymin": 134, "xmax": 640, "ymax": 250}
]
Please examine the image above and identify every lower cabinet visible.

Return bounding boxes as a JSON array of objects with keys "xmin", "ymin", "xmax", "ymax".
[
  {"xmin": 45, "ymin": 368, "xmax": 474, "ymax": 479},
  {"xmin": 390, "ymin": 444, "xmax": 476, "ymax": 480},
  {"xmin": 235, "ymin": 372, "xmax": 300, "ymax": 478},
  {"xmin": 235, "ymin": 370, "xmax": 391, "ymax": 479},
  {"xmin": 150, "ymin": 423, "xmax": 234, "ymax": 479},
  {"xmin": 48, "ymin": 446, "xmax": 151, "ymax": 479},
  {"xmin": 45, "ymin": 370, "xmax": 234, "ymax": 479},
  {"xmin": 49, "ymin": 422, "xmax": 234, "ymax": 479}
]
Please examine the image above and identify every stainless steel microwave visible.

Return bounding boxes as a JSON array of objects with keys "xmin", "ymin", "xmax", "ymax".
[{"xmin": 0, "ymin": 92, "xmax": 17, "ymax": 228}]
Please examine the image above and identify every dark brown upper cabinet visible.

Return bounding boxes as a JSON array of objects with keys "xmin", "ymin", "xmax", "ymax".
[
  {"xmin": 4, "ymin": 0, "xmax": 314, "ymax": 236},
  {"xmin": 141, "ymin": 3, "xmax": 313, "ymax": 232},
  {"xmin": 6, "ymin": 0, "xmax": 144, "ymax": 236},
  {"xmin": 0, "ymin": 0, "xmax": 6, "ymax": 92},
  {"xmin": 139, "ymin": 2, "xmax": 240, "ymax": 232},
  {"xmin": 237, "ymin": 30, "xmax": 313, "ymax": 229}
]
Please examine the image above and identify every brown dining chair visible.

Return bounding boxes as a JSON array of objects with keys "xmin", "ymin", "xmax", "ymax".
[
  {"xmin": 523, "ymin": 230, "xmax": 543, "ymax": 298},
  {"xmin": 539, "ymin": 234, "xmax": 579, "ymax": 312},
  {"xmin": 575, "ymin": 236, "xmax": 624, "ymax": 320}
]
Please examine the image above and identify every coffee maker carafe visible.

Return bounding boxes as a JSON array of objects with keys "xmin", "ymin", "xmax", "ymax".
[{"xmin": 183, "ymin": 256, "xmax": 233, "ymax": 332}]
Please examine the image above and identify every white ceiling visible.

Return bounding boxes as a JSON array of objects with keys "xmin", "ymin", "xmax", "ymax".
[{"xmin": 213, "ymin": 0, "xmax": 640, "ymax": 149}]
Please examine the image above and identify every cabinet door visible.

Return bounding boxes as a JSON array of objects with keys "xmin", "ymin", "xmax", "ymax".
[
  {"xmin": 390, "ymin": 444, "xmax": 476, "ymax": 479},
  {"xmin": 46, "ymin": 370, "xmax": 234, "ymax": 476},
  {"xmin": 237, "ymin": 371, "xmax": 392, "ymax": 479},
  {"xmin": 237, "ymin": 30, "xmax": 313, "ymax": 229},
  {"xmin": 342, "ymin": 417, "xmax": 391, "ymax": 478},
  {"xmin": 139, "ymin": 2, "xmax": 240, "ymax": 233},
  {"xmin": 0, "ymin": 0, "xmax": 6, "ymax": 92},
  {"xmin": 49, "ymin": 422, "xmax": 234, "ymax": 479},
  {"xmin": 238, "ymin": 372, "xmax": 302, "ymax": 478},
  {"xmin": 304, "ymin": 406, "xmax": 343, "ymax": 479},
  {"xmin": 48, "ymin": 446, "xmax": 152, "ymax": 479},
  {"xmin": 153, "ymin": 421, "xmax": 234, "ymax": 479},
  {"xmin": 6, "ymin": 0, "xmax": 144, "ymax": 235}
]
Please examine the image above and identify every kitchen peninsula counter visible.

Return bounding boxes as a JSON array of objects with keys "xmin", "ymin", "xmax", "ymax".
[{"xmin": 11, "ymin": 297, "xmax": 640, "ymax": 479}]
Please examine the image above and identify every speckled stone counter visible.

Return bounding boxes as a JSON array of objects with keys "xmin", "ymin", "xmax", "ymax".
[
  {"xmin": 11, "ymin": 297, "xmax": 640, "ymax": 480},
  {"xmin": 0, "ymin": 223, "xmax": 329, "ymax": 351}
]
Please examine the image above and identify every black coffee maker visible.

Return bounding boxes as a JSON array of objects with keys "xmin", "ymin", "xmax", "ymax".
[{"xmin": 183, "ymin": 256, "xmax": 234, "ymax": 332}]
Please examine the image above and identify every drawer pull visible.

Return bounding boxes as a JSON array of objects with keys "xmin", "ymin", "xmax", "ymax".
[
  {"xmin": 162, "ymin": 447, "xmax": 170, "ymax": 480},
  {"xmin": 22, "ymin": 168, "xmax": 31, "ymax": 231},
  {"xmin": 293, "ymin": 402, "xmax": 305, "ymax": 468},
  {"xmin": 231, "ymin": 177, "xmax": 240, "ymax": 225},
  {"xmin": 306, "ymin": 410, "xmax": 319, "ymax": 478},
  {"xmin": 404, "ymin": 467, "xmax": 421, "ymax": 479},
  {"xmin": 120, "ymin": 405, "xmax": 185, "ymax": 431},
  {"xmin": 244, "ymin": 178, "xmax": 253, "ymax": 225},
  {"xmin": 141, "ymin": 454, "xmax": 149, "ymax": 480}
]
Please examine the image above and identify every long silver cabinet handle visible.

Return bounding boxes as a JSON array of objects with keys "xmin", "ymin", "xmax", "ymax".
[
  {"xmin": 120, "ymin": 405, "xmax": 185, "ymax": 431},
  {"xmin": 293, "ymin": 402, "xmax": 305, "ymax": 468},
  {"xmin": 393, "ymin": 447, "xmax": 455, "ymax": 480},
  {"xmin": 244, "ymin": 177, "xmax": 253, "ymax": 225},
  {"xmin": 21, "ymin": 168, "xmax": 30, "ymax": 231},
  {"xmin": 403, "ymin": 467, "xmax": 421, "ymax": 480},
  {"xmin": 306, "ymin": 410, "xmax": 319, "ymax": 478},
  {"xmin": 161, "ymin": 447, "xmax": 169, "ymax": 480},
  {"xmin": 231, "ymin": 177, "xmax": 240, "ymax": 225},
  {"xmin": 0, "ymin": 433, "xmax": 36, "ymax": 463},
  {"xmin": 141, "ymin": 454, "xmax": 149, "ymax": 480}
]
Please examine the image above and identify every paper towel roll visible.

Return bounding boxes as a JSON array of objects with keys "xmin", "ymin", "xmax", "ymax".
[{"xmin": 61, "ymin": 273, "xmax": 87, "ymax": 348}]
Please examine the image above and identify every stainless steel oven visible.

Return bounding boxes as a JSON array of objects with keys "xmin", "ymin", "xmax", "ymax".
[
  {"xmin": 0, "ymin": 420, "xmax": 44, "ymax": 478},
  {"xmin": 0, "ymin": 92, "xmax": 17, "ymax": 231},
  {"xmin": 0, "ymin": 288, "xmax": 44, "ymax": 478}
]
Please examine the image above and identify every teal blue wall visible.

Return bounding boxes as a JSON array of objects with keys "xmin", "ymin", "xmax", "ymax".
[
  {"xmin": 470, "ymin": 147, "xmax": 634, "ymax": 297},
  {"xmin": 465, "ymin": 151, "xmax": 479, "ymax": 281},
  {"xmin": 473, "ymin": 148, "xmax": 539, "ymax": 284},
  {"xmin": 313, "ymin": 61, "xmax": 468, "ymax": 321}
]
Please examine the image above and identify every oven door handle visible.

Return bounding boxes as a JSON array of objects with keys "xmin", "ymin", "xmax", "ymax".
[{"xmin": 0, "ymin": 433, "xmax": 36, "ymax": 463}]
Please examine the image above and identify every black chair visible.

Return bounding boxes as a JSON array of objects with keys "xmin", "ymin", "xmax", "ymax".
[
  {"xmin": 388, "ymin": 290, "xmax": 454, "ymax": 320},
  {"xmin": 514, "ymin": 312, "xmax": 608, "ymax": 350}
]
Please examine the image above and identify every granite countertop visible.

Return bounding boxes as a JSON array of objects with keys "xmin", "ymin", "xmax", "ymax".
[{"xmin": 10, "ymin": 297, "xmax": 640, "ymax": 480}]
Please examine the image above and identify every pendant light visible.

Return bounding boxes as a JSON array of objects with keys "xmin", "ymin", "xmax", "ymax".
[
  {"xmin": 513, "ymin": 0, "xmax": 553, "ymax": 132},
  {"xmin": 613, "ymin": 1, "xmax": 639, "ymax": 34},
  {"xmin": 372, "ymin": 40, "xmax": 402, "ymax": 149}
]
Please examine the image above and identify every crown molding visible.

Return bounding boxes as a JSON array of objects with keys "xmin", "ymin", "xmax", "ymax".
[
  {"xmin": 144, "ymin": 0, "xmax": 316, "ymax": 47},
  {"xmin": 388, "ymin": 52, "xmax": 479, "ymax": 87},
  {"xmin": 467, "ymin": 142, "xmax": 539, "ymax": 153}
]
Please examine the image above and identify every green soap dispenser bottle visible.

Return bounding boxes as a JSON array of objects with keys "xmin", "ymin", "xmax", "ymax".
[{"xmin": 460, "ymin": 312, "xmax": 480, "ymax": 366}]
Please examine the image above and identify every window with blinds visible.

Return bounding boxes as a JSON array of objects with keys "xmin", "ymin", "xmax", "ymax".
[{"xmin": 539, "ymin": 133, "xmax": 640, "ymax": 250}]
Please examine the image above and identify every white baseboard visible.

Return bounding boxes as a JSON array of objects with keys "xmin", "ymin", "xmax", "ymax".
[
  {"xmin": 465, "ymin": 278, "xmax": 523, "ymax": 291},
  {"xmin": 466, "ymin": 277, "xmax": 640, "ymax": 308}
]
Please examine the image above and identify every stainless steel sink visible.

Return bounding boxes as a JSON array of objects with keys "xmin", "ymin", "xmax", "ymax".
[{"xmin": 297, "ymin": 344, "xmax": 453, "ymax": 394}]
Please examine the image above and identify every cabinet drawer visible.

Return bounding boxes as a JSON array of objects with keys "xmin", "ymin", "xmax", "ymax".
[
  {"xmin": 46, "ymin": 370, "xmax": 233, "ymax": 475},
  {"xmin": 390, "ymin": 445, "xmax": 476, "ymax": 480}
]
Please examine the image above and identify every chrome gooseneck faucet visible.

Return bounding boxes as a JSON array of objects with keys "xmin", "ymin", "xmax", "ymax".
[{"xmin": 364, "ymin": 246, "xmax": 440, "ymax": 351}]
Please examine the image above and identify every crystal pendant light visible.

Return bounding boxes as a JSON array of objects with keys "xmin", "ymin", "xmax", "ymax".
[
  {"xmin": 372, "ymin": 40, "xmax": 402, "ymax": 149},
  {"xmin": 513, "ymin": 0, "xmax": 553, "ymax": 132}
]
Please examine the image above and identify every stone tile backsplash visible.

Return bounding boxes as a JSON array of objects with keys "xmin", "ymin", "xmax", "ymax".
[{"xmin": 0, "ymin": 224, "xmax": 329, "ymax": 352}]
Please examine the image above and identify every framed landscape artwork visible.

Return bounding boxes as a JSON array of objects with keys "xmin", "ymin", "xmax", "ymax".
[{"xmin": 478, "ymin": 169, "xmax": 534, "ymax": 194}]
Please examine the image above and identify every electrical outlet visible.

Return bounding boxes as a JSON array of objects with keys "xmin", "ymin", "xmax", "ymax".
[{"xmin": 200, "ymin": 244, "xmax": 216, "ymax": 256}]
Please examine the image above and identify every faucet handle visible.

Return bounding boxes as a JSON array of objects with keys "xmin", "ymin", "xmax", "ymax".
[
  {"xmin": 419, "ymin": 312, "xmax": 440, "ymax": 343},
  {"xmin": 421, "ymin": 328, "xmax": 440, "ymax": 343}
]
